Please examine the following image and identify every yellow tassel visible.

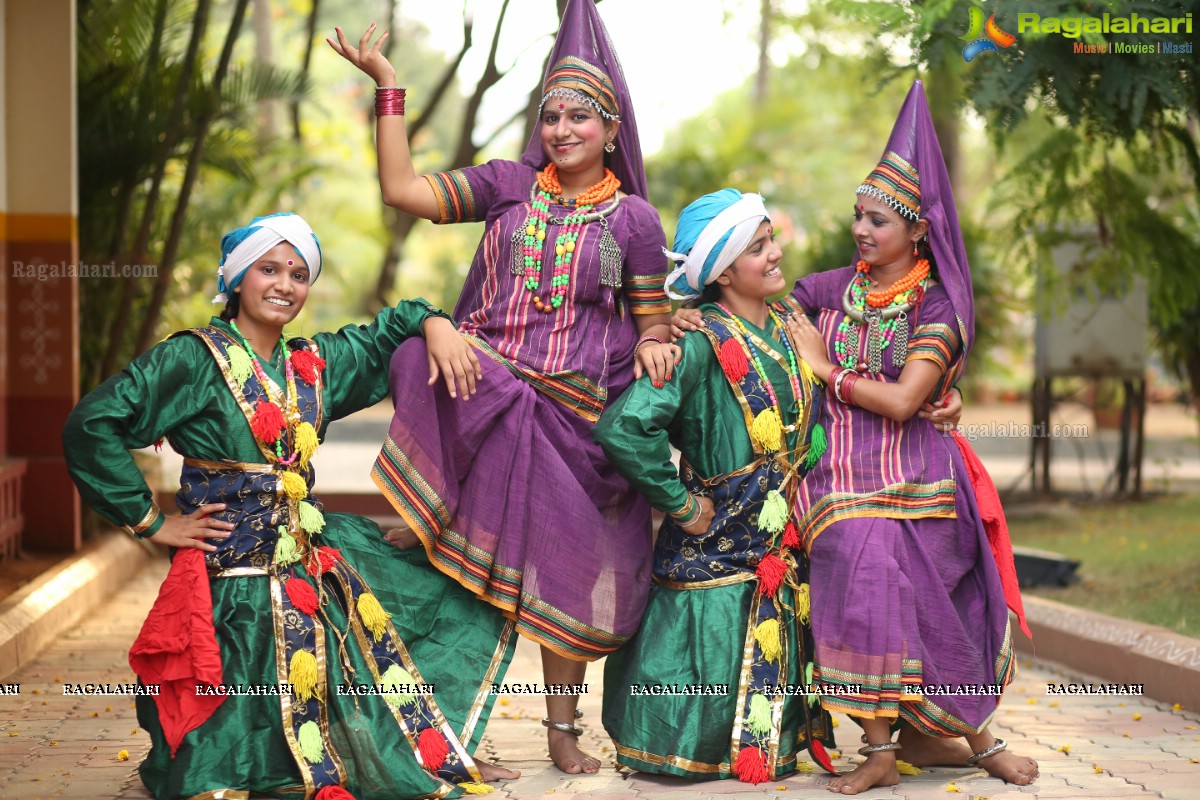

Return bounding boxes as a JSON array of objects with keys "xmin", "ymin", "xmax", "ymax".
[
  {"xmin": 298, "ymin": 502, "xmax": 325, "ymax": 536},
  {"xmin": 459, "ymin": 782, "xmax": 494, "ymax": 795},
  {"xmin": 755, "ymin": 619, "xmax": 782, "ymax": 664},
  {"xmin": 798, "ymin": 357, "xmax": 815, "ymax": 388},
  {"xmin": 294, "ymin": 421, "xmax": 319, "ymax": 467},
  {"xmin": 280, "ymin": 470, "xmax": 308, "ymax": 504},
  {"xmin": 750, "ymin": 408, "xmax": 783, "ymax": 452},
  {"xmin": 226, "ymin": 345, "xmax": 254, "ymax": 388},
  {"xmin": 275, "ymin": 527, "xmax": 300, "ymax": 567},
  {"xmin": 380, "ymin": 663, "xmax": 418, "ymax": 708},
  {"xmin": 746, "ymin": 692, "xmax": 772, "ymax": 737},
  {"xmin": 795, "ymin": 761, "xmax": 814, "ymax": 773},
  {"xmin": 290, "ymin": 649, "xmax": 319, "ymax": 703},
  {"xmin": 297, "ymin": 720, "xmax": 324, "ymax": 764},
  {"xmin": 896, "ymin": 759, "xmax": 922, "ymax": 775},
  {"xmin": 797, "ymin": 583, "xmax": 811, "ymax": 624},
  {"xmin": 358, "ymin": 593, "xmax": 391, "ymax": 642}
]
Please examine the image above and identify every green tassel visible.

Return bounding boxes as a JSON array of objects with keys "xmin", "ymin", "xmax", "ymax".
[
  {"xmin": 380, "ymin": 663, "xmax": 418, "ymax": 708},
  {"xmin": 759, "ymin": 490, "xmax": 788, "ymax": 534},
  {"xmin": 746, "ymin": 693, "xmax": 773, "ymax": 737},
  {"xmin": 805, "ymin": 423, "xmax": 827, "ymax": 469},
  {"xmin": 275, "ymin": 526, "xmax": 300, "ymax": 567},
  {"xmin": 226, "ymin": 345, "xmax": 254, "ymax": 389},
  {"xmin": 298, "ymin": 720, "xmax": 324, "ymax": 764},
  {"xmin": 298, "ymin": 502, "xmax": 325, "ymax": 536},
  {"xmin": 806, "ymin": 661, "xmax": 819, "ymax": 707}
]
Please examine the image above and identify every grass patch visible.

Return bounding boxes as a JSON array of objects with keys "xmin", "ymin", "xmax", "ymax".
[{"xmin": 1009, "ymin": 493, "xmax": 1200, "ymax": 637}]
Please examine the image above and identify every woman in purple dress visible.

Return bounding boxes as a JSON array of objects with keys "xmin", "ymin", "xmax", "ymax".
[
  {"xmin": 329, "ymin": 0, "xmax": 675, "ymax": 774},
  {"xmin": 784, "ymin": 82, "xmax": 1039, "ymax": 794}
]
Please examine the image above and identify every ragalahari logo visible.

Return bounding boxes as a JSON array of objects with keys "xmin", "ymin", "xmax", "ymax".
[{"xmin": 961, "ymin": 7, "xmax": 1016, "ymax": 61}]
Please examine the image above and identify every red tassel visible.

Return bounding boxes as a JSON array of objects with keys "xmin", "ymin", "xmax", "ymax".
[
  {"xmin": 291, "ymin": 348, "xmax": 327, "ymax": 385},
  {"xmin": 718, "ymin": 338, "xmax": 749, "ymax": 382},
  {"xmin": 250, "ymin": 399, "xmax": 286, "ymax": 444},
  {"xmin": 417, "ymin": 727, "xmax": 449, "ymax": 771},
  {"xmin": 285, "ymin": 577, "xmax": 320, "ymax": 615},
  {"xmin": 781, "ymin": 520, "xmax": 800, "ymax": 549},
  {"xmin": 308, "ymin": 546, "xmax": 345, "ymax": 575},
  {"xmin": 810, "ymin": 739, "xmax": 840, "ymax": 776},
  {"xmin": 756, "ymin": 552, "xmax": 789, "ymax": 598},
  {"xmin": 314, "ymin": 787, "xmax": 357, "ymax": 800},
  {"xmin": 153, "ymin": 438, "xmax": 165, "ymax": 452},
  {"xmin": 734, "ymin": 745, "xmax": 770, "ymax": 783}
]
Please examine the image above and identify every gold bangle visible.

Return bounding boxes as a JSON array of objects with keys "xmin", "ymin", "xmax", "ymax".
[{"xmin": 126, "ymin": 504, "xmax": 162, "ymax": 540}]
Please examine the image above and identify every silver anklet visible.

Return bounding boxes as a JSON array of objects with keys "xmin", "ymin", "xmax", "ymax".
[
  {"xmin": 858, "ymin": 741, "xmax": 902, "ymax": 755},
  {"xmin": 966, "ymin": 737, "xmax": 1007, "ymax": 765},
  {"xmin": 542, "ymin": 718, "xmax": 583, "ymax": 736}
]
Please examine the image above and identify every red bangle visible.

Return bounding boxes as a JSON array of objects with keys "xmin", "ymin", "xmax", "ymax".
[
  {"xmin": 828, "ymin": 366, "xmax": 843, "ymax": 388},
  {"xmin": 843, "ymin": 372, "xmax": 860, "ymax": 406},
  {"xmin": 375, "ymin": 87, "xmax": 406, "ymax": 116}
]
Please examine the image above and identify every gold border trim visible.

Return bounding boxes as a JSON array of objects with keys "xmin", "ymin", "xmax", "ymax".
[
  {"xmin": 653, "ymin": 573, "xmax": 755, "ymax": 590},
  {"xmin": 459, "ymin": 619, "xmax": 516, "ymax": 745},
  {"xmin": 127, "ymin": 503, "xmax": 162, "ymax": 536}
]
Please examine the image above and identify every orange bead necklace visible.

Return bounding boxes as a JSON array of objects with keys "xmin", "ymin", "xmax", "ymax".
[{"xmin": 858, "ymin": 258, "xmax": 930, "ymax": 308}]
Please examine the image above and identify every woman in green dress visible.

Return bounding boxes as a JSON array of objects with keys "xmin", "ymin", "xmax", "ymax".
[
  {"xmin": 63, "ymin": 213, "xmax": 516, "ymax": 800},
  {"xmin": 594, "ymin": 189, "xmax": 838, "ymax": 783}
]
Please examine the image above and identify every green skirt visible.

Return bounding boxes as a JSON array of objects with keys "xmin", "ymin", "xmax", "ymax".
[
  {"xmin": 602, "ymin": 580, "xmax": 831, "ymax": 781},
  {"xmin": 137, "ymin": 513, "xmax": 515, "ymax": 800}
]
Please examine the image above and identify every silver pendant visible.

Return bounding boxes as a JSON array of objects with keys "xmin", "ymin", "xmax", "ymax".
[
  {"xmin": 865, "ymin": 309, "xmax": 883, "ymax": 373},
  {"xmin": 892, "ymin": 311, "xmax": 909, "ymax": 369},
  {"xmin": 509, "ymin": 224, "xmax": 526, "ymax": 276},
  {"xmin": 598, "ymin": 216, "xmax": 623, "ymax": 288},
  {"xmin": 844, "ymin": 321, "xmax": 860, "ymax": 369}
]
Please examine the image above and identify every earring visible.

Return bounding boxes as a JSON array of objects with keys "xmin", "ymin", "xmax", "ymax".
[
  {"xmin": 604, "ymin": 140, "xmax": 616, "ymax": 154},
  {"xmin": 912, "ymin": 243, "xmax": 919, "ymax": 257}
]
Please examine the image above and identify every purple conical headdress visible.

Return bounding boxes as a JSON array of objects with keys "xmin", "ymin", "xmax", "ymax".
[
  {"xmin": 859, "ymin": 80, "xmax": 975, "ymax": 371},
  {"xmin": 520, "ymin": 0, "xmax": 647, "ymax": 200}
]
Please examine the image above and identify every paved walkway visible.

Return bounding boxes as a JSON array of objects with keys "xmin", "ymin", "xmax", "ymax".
[{"xmin": 2, "ymin": 559, "xmax": 1199, "ymax": 799}]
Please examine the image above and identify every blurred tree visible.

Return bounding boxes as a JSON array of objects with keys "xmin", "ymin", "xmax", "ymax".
[{"xmin": 78, "ymin": 0, "xmax": 308, "ymax": 388}]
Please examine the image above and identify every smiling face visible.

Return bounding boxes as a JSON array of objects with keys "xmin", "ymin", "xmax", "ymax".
[
  {"xmin": 713, "ymin": 220, "xmax": 785, "ymax": 302},
  {"xmin": 852, "ymin": 194, "xmax": 927, "ymax": 270},
  {"xmin": 539, "ymin": 97, "xmax": 618, "ymax": 178},
  {"xmin": 234, "ymin": 243, "xmax": 310, "ymax": 329}
]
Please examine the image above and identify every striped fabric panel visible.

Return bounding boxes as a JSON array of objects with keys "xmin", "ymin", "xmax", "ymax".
[
  {"xmin": 859, "ymin": 151, "xmax": 921, "ymax": 219},
  {"xmin": 545, "ymin": 56, "xmax": 618, "ymax": 117},
  {"xmin": 800, "ymin": 481, "xmax": 958, "ymax": 549},
  {"xmin": 371, "ymin": 438, "xmax": 453, "ymax": 533},
  {"xmin": 424, "ymin": 169, "xmax": 479, "ymax": 224},
  {"xmin": 815, "ymin": 659, "xmax": 924, "ymax": 719},
  {"xmin": 623, "ymin": 272, "xmax": 671, "ymax": 315},
  {"xmin": 905, "ymin": 321, "xmax": 959, "ymax": 371}
]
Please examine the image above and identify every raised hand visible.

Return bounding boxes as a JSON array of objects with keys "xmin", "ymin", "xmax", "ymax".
[{"xmin": 327, "ymin": 23, "xmax": 397, "ymax": 87}]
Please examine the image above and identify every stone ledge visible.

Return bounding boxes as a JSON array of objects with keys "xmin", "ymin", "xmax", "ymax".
[
  {"xmin": 1015, "ymin": 595, "xmax": 1200, "ymax": 711},
  {"xmin": 0, "ymin": 531, "xmax": 153, "ymax": 679}
]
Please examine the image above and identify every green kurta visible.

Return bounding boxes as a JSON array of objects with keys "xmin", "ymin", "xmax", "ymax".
[
  {"xmin": 595, "ymin": 304, "xmax": 832, "ymax": 781},
  {"xmin": 63, "ymin": 304, "xmax": 515, "ymax": 800}
]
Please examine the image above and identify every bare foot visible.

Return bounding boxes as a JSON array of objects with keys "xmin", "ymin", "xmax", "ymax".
[
  {"xmin": 384, "ymin": 525, "xmax": 421, "ymax": 550},
  {"xmin": 976, "ymin": 750, "xmax": 1038, "ymax": 785},
  {"xmin": 897, "ymin": 727, "xmax": 973, "ymax": 766},
  {"xmin": 547, "ymin": 727, "xmax": 601, "ymax": 774},
  {"xmin": 474, "ymin": 757, "xmax": 520, "ymax": 781},
  {"xmin": 826, "ymin": 753, "xmax": 900, "ymax": 794}
]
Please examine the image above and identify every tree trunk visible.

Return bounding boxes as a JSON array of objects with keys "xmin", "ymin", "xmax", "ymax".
[
  {"xmin": 291, "ymin": 0, "xmax": 322, "ymax": 143},
  {"xmin": 754, "ymin": 0, "xmax": 771, "ymax": 105},
  {"xmin": 134, "ymin": 0, "xmax": 252, "ymax": 354},
  {"xmin": 100, "ymin": 0, "xmax": 212, "ymax": 379},
  {"xmin": 254, "ymin": 0, "xmax": 277, "ymax": 138}
]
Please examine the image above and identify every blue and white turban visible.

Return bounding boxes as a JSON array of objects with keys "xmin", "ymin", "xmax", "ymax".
[
  {"xmin": 213, "ymin": 212, "xmax": 323, "ymax": 304},
  {"xmin": 664, "ymin": 189, "xmax": 769, "ymax": 300}
]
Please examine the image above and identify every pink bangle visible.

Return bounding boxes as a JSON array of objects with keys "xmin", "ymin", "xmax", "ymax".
[
  {"xmin": 634, "ymin": 334, "xmax": 664, "ymax": 356},
  {"xmin": 374, "ymin": 87, "xmax": 406, "ymax": 116}
]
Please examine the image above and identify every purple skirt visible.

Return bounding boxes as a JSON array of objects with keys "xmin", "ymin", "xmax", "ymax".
[
  {"xmin": 807, "ymin": 443, "xmax": 1015, "ymax": 735},
  {"xmin": 372, "ymin": 337, "xmax": 653, "ymax": 660}
]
